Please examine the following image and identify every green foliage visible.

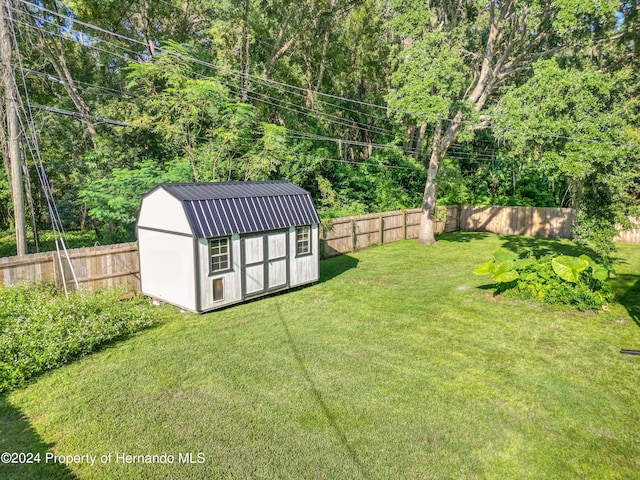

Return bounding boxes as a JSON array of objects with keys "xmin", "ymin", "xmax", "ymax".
[
  {"xmin": 316, "ymin": 151, "xmax": 425, "ymax": 218},
  {"xmin": 0, "ymin": 284, "xmax": 154, "ymax": 393},
  {"xmin": 493, "ymin": 59, "xmax": 640, "ymax": 258},
  {"xmin": 9, "ymin": 0, "xmax": 638, "ymax": 245},
  {"xmin": 551, "ymin": 255, "xmax": 589, "ymax": 283},
  {"xmin": 0, "ymin": 229, "xmax": 98, "ymax": 258},
  {"xmin": 474, "ymin": 250, "xmax": 613, "ymax": 311},
  {"xmin": 436, "ymin": 154, "xmax": 563, "ymax": 208},
  {"xmin": 387, "ymin": 31, "xmax": 470, "ymax": 122},
  {"xmin": 78, "ymin": 160, "xmax": 192, "ymax": 243},
  {"xmin": 0, "ymin": 169, "xmax": 11, "ymax": 231}
]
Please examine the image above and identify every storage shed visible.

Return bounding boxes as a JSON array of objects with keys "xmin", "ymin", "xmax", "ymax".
[{"xmin": 136, "ymin": 181, "xmax": 320, "ymax": 313}]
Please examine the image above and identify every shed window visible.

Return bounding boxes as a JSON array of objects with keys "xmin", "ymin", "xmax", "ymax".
[
  {"xmin": 210, "ymin": 237, "xmax": 231, "ymax": 272},
  {"xmin": 296, "ymin": 226, "xmax": 311, "ymax": 255}
]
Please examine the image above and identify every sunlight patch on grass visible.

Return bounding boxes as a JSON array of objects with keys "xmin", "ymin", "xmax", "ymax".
[{"xmin": 3, "ymin": 233, "xmax": 640, "ymax": 479}]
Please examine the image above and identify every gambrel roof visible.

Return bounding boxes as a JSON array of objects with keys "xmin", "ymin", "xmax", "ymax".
[{"xmin": 155, "ymin": 181, "xmax": 320, "ymax": 238}]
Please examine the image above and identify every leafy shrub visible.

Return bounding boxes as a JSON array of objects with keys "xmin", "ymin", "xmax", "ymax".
[
  {"xmin": 0, "ymin": 284, "xmax": 154, "ymax": 393},
  {"xmin": 473, "ymin": 250, "xmax": 613, "ymax": 311}
]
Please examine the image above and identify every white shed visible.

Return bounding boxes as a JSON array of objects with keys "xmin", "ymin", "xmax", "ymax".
[{"xmin": 136, "ymin": 181, "xmax": 320, "ymax": 313}]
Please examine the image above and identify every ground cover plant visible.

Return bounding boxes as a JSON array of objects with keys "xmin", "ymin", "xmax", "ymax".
[
  {"xmin": 473, "ymin": 250, "xmax": 614, "ymax": 311},
  {"xmin": 2, "ymin": 232, "xmax": 639, "ymax": 479},
  {"xmin": 0, "ymin": 285, "xmax": 154, "ymax": 393}
]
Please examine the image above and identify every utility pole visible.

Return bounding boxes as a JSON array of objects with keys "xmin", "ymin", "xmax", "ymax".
[{"xmin": 1, "ymin": 0, "xmax": 27, "ymax": 256}]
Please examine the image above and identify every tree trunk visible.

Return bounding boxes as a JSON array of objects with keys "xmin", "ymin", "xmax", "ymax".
[
  {"xmin": 314, "ymin": 23, "xmax": 332, "ymax": 92},
  {"xmin": 1, "ymin": 0, "xmax": 27, "ymax": 256},
  {"xmin": 303, "ymin": 51, "xmax": 314, "ymax": 108},
  {"xmin": 41, "ymin": 40, "xmax": 98, "ymax": 149},
  {"xmin": 263, "ymin": 8, "xmax": 296, "ymax": 80},
  {"xmin": 417, "ymin": 120, "xmax": 442, "ymax": 244},
  {"xmin": 417, "ymin": 112, "xmax": 464, "ymax": 244},
  {"xmin": 414, "ymin": 119, "xmax": 428, "ymax": 160},
  {"xmin": 21, "ymin": 152, "xmax": 39, "ymax": 252},
  {"xmin": 416, "ymin": 1, "xmax": 501, "ymax": 245}
]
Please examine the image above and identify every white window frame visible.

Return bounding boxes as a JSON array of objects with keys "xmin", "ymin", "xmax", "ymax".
[
  {"xmin": 210, "ymin": 237, "xmax": 231, "ymax": 274},
  {"xmin": 296, "ymin": 226, "xmax": 311, "ymax": 256}
]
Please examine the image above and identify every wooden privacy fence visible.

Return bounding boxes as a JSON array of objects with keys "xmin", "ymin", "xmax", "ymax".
[
  {"xmin": 320, "ymin": 205, "xmax": 640, "ymax": 257},
  {"xmin": 1, "ymin": 205, "xmax": 639, "ymax": 291},
  {"xmin": 320, "ymin": 206, "xmax": 458, "ymax": 257},
  {"xmin": 458, "ymin": 205, "xmax": 576, "ymax": 238},
  {"xmin": 0, "ymin": 242, "xmax": 140, "ymax": 292},
  {"xmin": 615, "ymin": 217, "xmax": 640, "ymax": 243}
]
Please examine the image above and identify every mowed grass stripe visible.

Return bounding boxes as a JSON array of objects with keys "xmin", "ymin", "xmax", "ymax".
[{"xmin": 4, "ymin": 233, "xmax": 640, "ymax": 479}]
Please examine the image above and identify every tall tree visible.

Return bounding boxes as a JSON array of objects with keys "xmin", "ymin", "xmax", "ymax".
[{"xmin": 387, "ymin": 0, "xmax": 622, "ymax": 244}]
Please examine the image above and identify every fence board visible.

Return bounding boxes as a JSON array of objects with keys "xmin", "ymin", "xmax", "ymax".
[
  {"xmin": 460, "ymin": 205, "xmax": 577, "ymax": 238},
  {"xmin": 0, "ymin": 206, "xmax": 638, "ymax": 293},
  {"xmin": 615, "ymin": 218, "xmax": 640, "ymax": 243},
  {"xmin": 0, "ymin": 242, "xmax": 140, "ymax": 292}
]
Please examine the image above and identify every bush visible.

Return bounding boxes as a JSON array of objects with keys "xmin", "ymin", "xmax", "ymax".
[
  {"xmin": 473, "ymin": 250, "xmax": 613, "ymax": 311},
  {"xmin": 0, "ymin": 284, "xmax": 154, "ymax": 393}
]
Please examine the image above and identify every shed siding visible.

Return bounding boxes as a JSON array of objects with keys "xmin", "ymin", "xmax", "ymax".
[
  {"xmin": 289, "ymin": 224, "xmax": 319, "ymax": 287},
  {"xmin": 197, "ymin": 236, "xmax": 242, "ymax": 311},
  {"xmin": 138, "ymin": 188, "xmax": 192, "ymax": 235},
  {"xmin": 138, "ymin": 228, "xmax": 196, "ymax": 311}
]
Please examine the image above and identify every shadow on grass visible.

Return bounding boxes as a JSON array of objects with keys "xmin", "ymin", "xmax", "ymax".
[
  {"xmin": 615, "ymin": 275, "xmax": 640, "ymax": 329},
  {"xmin": 0, "ymin": 396, "xmax": 76, "ymax": 479},
  {"xmin": 319, "ymin": 254, "xmax": 359, "ymax": 283},
  {"xmin": 435, "ymin": 231, "xmax": 490, "ymax": 243},
  {"xmin": 497, "ymin": 235, "xmax": 599, "ymax": 259},
  {"xmin": 276, "ymin": 305, "xmax": 370, "ymax": 479}
]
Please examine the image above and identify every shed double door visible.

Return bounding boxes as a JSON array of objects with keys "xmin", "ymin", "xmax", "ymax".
[{"xmin": 242, "ymin": 230, "xmax": 288, "ymax": 297}]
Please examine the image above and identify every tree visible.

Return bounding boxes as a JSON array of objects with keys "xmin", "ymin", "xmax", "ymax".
[
  {"xmin": 387, "ymin": 0, "xmax": 622, "ymax": 244},
  {"xmin": 493, "ymin": 58, "xmax": 639, "ymax": 257}
]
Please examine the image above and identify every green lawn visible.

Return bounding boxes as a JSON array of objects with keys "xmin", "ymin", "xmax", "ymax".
[{"xmin": 2, "ymin": 232, "xmax": 640, "ymax": 479}]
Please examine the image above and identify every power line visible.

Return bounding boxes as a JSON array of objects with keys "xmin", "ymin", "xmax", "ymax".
[
  {"xmin": 7, "ymin": 1, "xmax": 80, "ymax": 290},
  {"xmin": 19, "ymin": 66, "xmax": 129, "ymax": 96},
  {"xmin": 13, "ymin": 18, "xmax": 145, "ymax": 64},
  {"xmin": 14, "ymin": 0, "xmax": 637, "ymax": 151},
  {"xmin": 13, "ymin": 0, "xmax": 427, "ymax": 119},
  {"xmin": 311, "ymin": 156, "xmax": 421, "ymax": 171},
  {"xmin": 30, "ymin": 103, "xmax": 132, "ymax": 126},
  {"xmin": 15, "ymin": 9, "xmax": 400, "ymax": 140},
  {"xmin": 11, "ymin": 13, "xmax": 147, "ymax": 60},
  {"xmin": 16, "ymin": 0, "xmax": 635, "ymax": 148}
]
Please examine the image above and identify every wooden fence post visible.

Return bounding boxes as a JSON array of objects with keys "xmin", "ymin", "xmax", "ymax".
[
  {"xmin": 402, "ymin": 210, "xmax": 407, "ymax": 239},
  {"xmin": 351, "ymin": 219, "xmax": 356, "ymax": 252},
  {"xmin": 378, "ymin": 213, "xmax": 384, "ymax": 245}
]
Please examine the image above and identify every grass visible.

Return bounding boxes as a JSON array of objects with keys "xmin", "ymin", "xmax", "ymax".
[
  {"xmin": 2, "ymin": 232, "xmax": 640, "ymax": 479},
  {"xmin": 0, "ymin": 229, "xmax": 98, "ymax": 258}
]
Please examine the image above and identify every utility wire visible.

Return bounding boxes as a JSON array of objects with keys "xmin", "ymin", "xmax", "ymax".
[
  {"xmin": 30, "ymin": 103, "xmax": 133, "ymax": 126},
  {"xmin": 8, "ymin": 3, "xmax": 80, "ymax": 291},
  {"xmin": 15, "ymin": 0, "xmax": 636, "ymax": 148},
  {"xmin": 13, "ymin": 0, "xmax": 635, "ymax": 167},
  {"xmin": 15, "ymin": 6, "xmax": 398, "ymax": 136},
  {"xmin": 15, "ymin": 11, "xmax": 399, "ymax": 141}
]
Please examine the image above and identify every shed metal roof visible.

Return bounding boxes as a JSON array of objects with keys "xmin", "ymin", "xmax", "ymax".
[
  {"xmin": 162, "ymin": 181, "xmax": 310, "ymax": 200},
  {"xmin": 158, "ymin": 181, "xmax": 319, "ymax": 238}
]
